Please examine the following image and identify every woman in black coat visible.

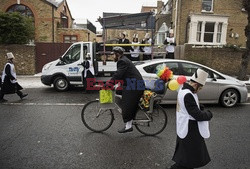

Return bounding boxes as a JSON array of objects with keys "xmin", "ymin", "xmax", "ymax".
[{"xmin": 107, "ymin": 47, "xmax": 145, "ymax": 133}]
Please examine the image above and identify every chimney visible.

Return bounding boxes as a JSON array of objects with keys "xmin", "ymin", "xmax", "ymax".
[{"xmin": 157, "ymin": 0, "xmax": 164, "ymax": 14}]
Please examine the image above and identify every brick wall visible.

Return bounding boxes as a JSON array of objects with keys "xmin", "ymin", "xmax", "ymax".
[
  {"xmin": 57, "ymin": 28, "xmax": 96, "ymax": 42},
  {"xmin": 184, "ymin": 44, "xmax": 250, "ymax": 76},
  {"xmin": 175, "ymin": 0, "xmax": 247, "ymax": 47},
  {"xmin": 0, "ymin": 0, "xmax": 75, "ymax": 43},
  {"xmin": 0, "ymin": 45, "xmax": 35, "ymax": 75}
]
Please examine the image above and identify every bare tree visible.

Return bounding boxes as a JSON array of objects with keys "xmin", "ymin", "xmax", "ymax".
[{"xmin": 238, "ymin": 0, "xmax": 250, "ymax": 80}]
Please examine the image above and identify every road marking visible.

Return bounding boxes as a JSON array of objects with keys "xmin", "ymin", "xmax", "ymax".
[{"xmin": 1, "ymin": 102, "xmax": 85, "ymax": 106}]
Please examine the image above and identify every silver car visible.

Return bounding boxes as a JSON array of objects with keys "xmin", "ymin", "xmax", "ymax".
[{"xmin": 135, "ymin": 59, "xmax": 248, "ymax": 108}]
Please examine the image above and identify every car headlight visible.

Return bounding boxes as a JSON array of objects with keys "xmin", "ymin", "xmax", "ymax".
[
  {"xmin": 236, "ymin": 80, "xmax": 247, "ymax": 87},
  {"xmin": 43, "ymin": 63, "xmax": 52, "ymax": 71}
]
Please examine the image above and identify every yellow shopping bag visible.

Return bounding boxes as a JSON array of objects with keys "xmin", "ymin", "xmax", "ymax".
[{"xmin": 99, "ymin": 89, "xmax": 113, "ymax": 104}]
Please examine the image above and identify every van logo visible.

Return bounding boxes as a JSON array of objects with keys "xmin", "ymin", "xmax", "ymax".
[{"xmin": 69, "ymin": 67, "xmax": 80, "ymax": 73}]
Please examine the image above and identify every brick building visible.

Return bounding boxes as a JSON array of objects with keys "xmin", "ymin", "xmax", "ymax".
[
  {"xmin": 0, "ymin": 0, "xmax": 96, "ymax": 43},
  {"xmin": 165, "ymin": 0, "xmax": 247, "ymax": 47}
]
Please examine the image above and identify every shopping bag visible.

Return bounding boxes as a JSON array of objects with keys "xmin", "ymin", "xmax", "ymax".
[{"xmin": 99, "ymin": 89, "xmax": 113, "ymax": 104}]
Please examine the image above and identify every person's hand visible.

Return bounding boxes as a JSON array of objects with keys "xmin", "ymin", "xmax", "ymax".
[
  {"xmin": 200, "ymin": 104, "xmax": 205, "ymax": 110},
  {"xmin": 206, "ymin": 110, "xmax": 213, "ymax": 120}
]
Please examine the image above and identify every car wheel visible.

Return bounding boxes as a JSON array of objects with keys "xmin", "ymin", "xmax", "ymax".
[
  {"xmin": 220, "ymin": 89, "xmax": 239, "ymax": 108},
  {"xmin": 53, "ymin": 76, "xmax": 69, "ymax": 92}
]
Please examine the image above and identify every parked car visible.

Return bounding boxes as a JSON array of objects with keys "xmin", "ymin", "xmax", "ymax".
[{"xmin": 135, "ymin": 59, "xmax": 248, "ymax": 108}]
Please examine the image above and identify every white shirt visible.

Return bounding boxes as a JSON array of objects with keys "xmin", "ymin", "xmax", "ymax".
[
  {"xmin": 165, "ymin": 37, "xmax": 175, "ymax": 53},
  {"xmin": 143, "ymin": 38, "xmax": 152, "ymax": 55},
  {"xmin": 130, "ymin": 42, "xmax": 140, "ymax": 58}
]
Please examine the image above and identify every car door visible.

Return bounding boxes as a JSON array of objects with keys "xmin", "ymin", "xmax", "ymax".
[
  {"xmin": 179, "ymin": 62, "xmax": 220, "ymax": 102},
  {"xmin": 61, "ymin": 44, "xmax": 83, "ymax": 83}
]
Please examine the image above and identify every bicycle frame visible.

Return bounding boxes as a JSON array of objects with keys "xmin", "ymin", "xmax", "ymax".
[{"xmin": 97, "ymin": 90, "xmax": 164, "ymax": 124}]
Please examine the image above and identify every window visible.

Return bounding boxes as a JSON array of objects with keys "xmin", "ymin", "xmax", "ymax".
[
  {"xmin": 64, "ymin": 35, "xmax": 77, "ymax": 43},
  {"xmin": 143, "ymin": 62, "xmax": 179, "ymax": 75},
  {"xmin": 181, "ymin": 63, "xmax": 212, "ymax": 78},
  {"xmin": 202, "ymin": 0, "xmax": 213, "ymax": 12},
  {"xmin": 189, "ymin": 14, "xmax": 229, "ymax": 45},
  {"xmin": 204, "ymin": 22, "xmax": 215, "ymax": 42},
  {"xmin": 196, "ymin": 22, "xmax": 202, "ymax": 42},
  {"xmin": 7, "ymin": 4, "xmax": 34, "ymax": 17},
  {"xmin": 217, "ymin": 23, "xmax": 223, "ymax": 43},
  {"xmin": 63, "ymin": 44, "xmax": 81, "ymax": 64},
  {"xmin": 165, "ymin": 62, "xmax": 180, "ymax": 75}
]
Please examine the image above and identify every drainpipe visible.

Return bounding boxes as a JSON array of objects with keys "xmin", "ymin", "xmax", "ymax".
[
  {"xmin": 174, "ymin": 0, "xmax": 181, "ymax": 45},
  {"xmin": 52, "ymin": 6, "xmax": 55, "ymax": 43}
]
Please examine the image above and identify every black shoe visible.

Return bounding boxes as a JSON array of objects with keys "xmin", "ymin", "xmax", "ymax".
[
  {"xmin": 0, "ymin": 98, "xmax": 8, "ymax": 103},
  {"xmin": 118, "ymin": 127, "xmax": 133, "ymax": 133},
  {"xmin": 20, "ymin": 93, "xmax": 28, "ymax": 99}
]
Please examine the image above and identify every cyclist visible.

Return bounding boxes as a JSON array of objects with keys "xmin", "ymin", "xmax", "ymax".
[{"xmin": 105, "ymin": 47, "xmax": 145, "ymax": 133}]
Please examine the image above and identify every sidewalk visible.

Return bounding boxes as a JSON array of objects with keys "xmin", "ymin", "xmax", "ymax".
[{"xmin": 17, "ymin": 73, "xmax": 47, "ymax": 88}]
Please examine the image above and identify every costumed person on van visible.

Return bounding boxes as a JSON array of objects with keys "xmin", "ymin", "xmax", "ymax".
[
  {"xmin": 164, "ymin": 29, "xmax": 176, "ymax": 59},
  {"xmin": 130, "ymin": 34, "xmax": 140, "ymax": 61},
  {"xmin": 0, "ymin": 52, "xmax": 28, "ymax": 102},
  {"xmin": 106, "ymin": 47, "xmax": 145, "ymax": 133},
  {"xmin": 141, "ymin": 33, "xmax": 152, "ymax": 60},
  {"xmin": 169, "ymin": 69, "xmax": 213, "ymax": 169},
  {"xmin": 118, "ymin": 31, "xmax": 132, "ymax": 60}
]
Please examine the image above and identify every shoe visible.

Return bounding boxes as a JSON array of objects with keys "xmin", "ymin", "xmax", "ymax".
[
  {"xmin": 118, "ymin": 127, "xmax": 133, "ymax": 133},
  {"xmin": 20, "ymin": 93, "xmax": 28, "ymax": 99},
  {"xmin": 0, "ymin": 98, "xmax": 8, "ymax": 103}
]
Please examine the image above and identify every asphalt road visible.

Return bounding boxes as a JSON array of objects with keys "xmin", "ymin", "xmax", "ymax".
[{"xmin": 0, "ymin": 87, "xmax": 250, "ymax": 169}]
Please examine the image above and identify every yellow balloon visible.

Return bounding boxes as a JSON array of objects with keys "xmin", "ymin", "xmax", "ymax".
[{"xmin": 168, "ymin": 79, "xmax": 179, "ymax": 91}]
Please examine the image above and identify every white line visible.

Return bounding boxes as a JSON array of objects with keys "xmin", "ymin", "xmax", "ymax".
[{"xmin": 1, "ymin": 102, "xmax": 85, "ymax": 106}]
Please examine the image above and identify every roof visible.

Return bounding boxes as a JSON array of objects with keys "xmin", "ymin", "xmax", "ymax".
[
  {"xmin": 46, "ymin": 0, "xmax": 64, "ymax": 8},
  {"xmin": 98, "ymin": 12, "xmax": 155, "ymax": 30}
]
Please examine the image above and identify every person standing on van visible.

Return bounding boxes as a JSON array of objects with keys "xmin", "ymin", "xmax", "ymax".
[
  {"xmin": 82, "ymin": 55, "xmax": 94, "ymax": 93},
  {"xmin": 164, "ymin": 29, "xmax": 176, "ymax": 59},
  {"xmin": 130, "ymin": 34, "xmax": 140, "ymax": 61},
  {"xmin": 118, "ymin": 31, "xmax": 131, "ymax": 60},
  {"xmin": 0, "ymin": 52, "xmax": 28, "ymax": 102},
  {"xmin": 168, "ymin": 69, "xmax": 213, "ymax": 169},
  {"xmin": 141, "ymin": 33, "xmax": 152, "ymax": 60}
]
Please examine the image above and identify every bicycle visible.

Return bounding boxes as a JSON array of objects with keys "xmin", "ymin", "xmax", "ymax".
[{"xmin": 81, "ymin": 88, "xmax": 168, "ymax": 136}]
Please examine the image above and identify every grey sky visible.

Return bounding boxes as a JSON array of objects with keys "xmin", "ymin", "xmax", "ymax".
[{"xmin": 66, "ymin": 0, "xmax": 167, "ymax": 31}]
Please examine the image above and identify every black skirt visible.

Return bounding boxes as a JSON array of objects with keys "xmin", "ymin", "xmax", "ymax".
[
  {"xmin": 1, "ymin": 76, "xmax": 23, "ymax": 94},
  {"xmin": 172, "ymin": 120, "xmax": 211, "ymax": 168},
  {"xmin": 121, "ymin": 88, "xmax": 144, "ymax": 123}
]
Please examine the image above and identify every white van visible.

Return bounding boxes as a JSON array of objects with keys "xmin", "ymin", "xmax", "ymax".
[{"xmin": 41, "ymin": 42, "xmax": 116, "ymax": 91}]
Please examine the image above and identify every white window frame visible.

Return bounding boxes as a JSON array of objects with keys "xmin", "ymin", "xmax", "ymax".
[
  {"xmin": 202, "ymin": 0, "xmax": 214, "ymax": 12},
  {"xmin": 188, "ymin": 14, "xmax": 229, "ymax": 45}
]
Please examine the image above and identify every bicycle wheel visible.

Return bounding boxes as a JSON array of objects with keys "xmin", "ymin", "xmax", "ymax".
[
  {"xmin": 135, "ymin": 105, "xmax": 167, "ymax": 136},
  {"xmin": 81, "ymin": 100, "xmax": 114, "ymax": 132}
]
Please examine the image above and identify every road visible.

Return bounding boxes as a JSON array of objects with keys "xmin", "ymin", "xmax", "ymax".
[{"xmin": 0, "ymin": 85, "xmax": 250, "ymax": 169}]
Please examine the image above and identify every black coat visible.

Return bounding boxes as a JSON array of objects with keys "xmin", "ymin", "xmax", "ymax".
[
  {"xmin": 172, "ymin": 83, "xmax": 212, "ymax": 168},
  {"xmin": 1, "ymin": 63, "xmax": 23, "ymax": 94},
  {"xmin": 110, "ymin": 56, "xmax": 144, "ymax": 122}
]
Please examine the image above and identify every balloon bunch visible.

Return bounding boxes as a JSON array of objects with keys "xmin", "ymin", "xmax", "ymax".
[{"xmin": 156, "ymin": 64, "xmax": 187, "ymax": 91}]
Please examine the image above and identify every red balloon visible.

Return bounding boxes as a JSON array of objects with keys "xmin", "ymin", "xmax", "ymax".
[{"xmin": 177, "ymin": 76, "xmax": 187, "ymax": 84}]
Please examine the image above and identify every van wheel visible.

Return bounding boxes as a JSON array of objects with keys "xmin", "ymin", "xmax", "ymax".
[
  {"xmin": 219, "ymin": 89, "xmax": 239, "ymax": 108},
  {"xmin": 53, "ymin": 76, "xmax": 69, "ymax": 92}
]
